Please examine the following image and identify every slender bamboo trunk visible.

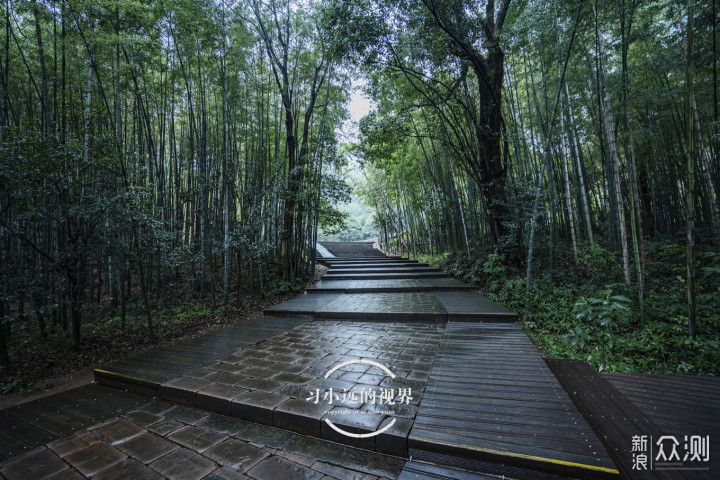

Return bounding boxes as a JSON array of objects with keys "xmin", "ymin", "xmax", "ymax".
[
  {"xmin": 692, "ymin": 98, "xmax": 720, "ymax": 249},
  {"xmin": 32, "ymin": 0, "xmax": 52, "ymax": 133},
  {"xmin": 685, "ymin": 0, "xmax": 697, "ymax": 338},
  {"xmin": 525, "ymin": 0, "xmax": 583, "ymax": 321},
  {"xmin": 560, "ymin": 91, "xmax": 578, "ymax": 262},
  {"xmin": 603, "ymin": 96, "xmax": 631, "ymax": 286},
  {"xmin": 222, "ymin": 1, "xmax": 230, "ymax": 305},
  {"xmin": 83, "ymin": 34, "xmax": 93, "ymax": 163},
  {"xmin": 1, "ymin": 0, "xmax": 9, "ymax": 135},
  {"xmin": 565, "ymin": 82, "xmax": 593, "ymax": 245},
  {"xmin": 597, "ymin": 25, "xmax": 630, "ymax": 285}
]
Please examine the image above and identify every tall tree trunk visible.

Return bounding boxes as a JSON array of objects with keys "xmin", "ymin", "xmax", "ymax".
[
  {"xmin": 0, "ymin": 243, "xmax": 8, "ymax": 364},
  {"xmin": 32, "ymin": 0, "xmax": 52, "ymax": 134},
  {"xmin": 560, "ymin": 90, "xmax": 578, "ymax": 262},
  {"xmin": 1, "ymin": 0, "xmax": 9, "ymax": 135},
  {"xmin": 222, "ymin": 1, "xmax": 230, "ymax": 305},
  {"xmin": 60, "ymin": 0, "xmax": 65, "ymax": 143},
  {"xmin": 69, "ymin": 268, "xmax": 81, "ymax": 350},
  {"xmin": 83, "ymin": 27, "xmax": 93, "ymax": 164},
  {"xmin": 603, "ymin": 97, "xmax": 631, "ymax": 286},
  {"xmin": 692, "ymin": 98, "xmax": 720, "ymax": 249},
  {"xmin": 597, "ymin": 26, "xmax": 631, "ymax": 285},
  {"xmin": 621, "ymin": 1, "xmax": 645, "ymax": 316},
  {"xmin": 685, "ymin": 0, "xmax": 696, "ymax": 338},
  {"xmin": 565, "ymin": 82, "xmax": 593, "ymax": 245},
  {"xmin": 525, "ymin": 0, "xmax": 583, "ymax": 321}
]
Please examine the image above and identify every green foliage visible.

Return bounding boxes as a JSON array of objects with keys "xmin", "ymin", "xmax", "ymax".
[
  {"xmin": 268, "ymin": 278, "xmax": 305, "ymax": 295},
  {"xmin": 319, "ymin": 186, "xmax": 377, "ymax": 241},
  {"xmin": 576, "ymin": 244, "xmax": 621, "ymax": 284},
  {"xmin": 429, "ymin": 243, "xmax": 719, "ymax": 376},
  {"xmin": 169, "ymin": 303, "xmax": 211, "ymax": 323},
  {"xmin": 573, "ymin": 290, "xmax": 631, "ymax": 330}
]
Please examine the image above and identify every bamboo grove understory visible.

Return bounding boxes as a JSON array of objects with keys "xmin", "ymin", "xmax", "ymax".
[
  {"xmin": 0, "ymin": 0, "xmax": 351, "ymax": 361},
  {"xmin": 0, "ymin": 0, "xmax": 719, "ymax": 364}
]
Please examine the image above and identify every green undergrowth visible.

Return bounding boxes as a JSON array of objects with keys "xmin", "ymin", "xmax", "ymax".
[{"xmin": 418, "ymin": 243, "xmax": 720, "ymax": 375}]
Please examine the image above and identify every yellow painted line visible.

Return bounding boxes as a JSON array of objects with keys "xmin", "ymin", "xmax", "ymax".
[{"xmin": 409, "ymin": 436, "xmax": 620, "ymax": 475}]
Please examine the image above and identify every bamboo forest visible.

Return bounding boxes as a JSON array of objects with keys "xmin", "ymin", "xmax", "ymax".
[{"xmin": 1, "ymin": 0, "xmax": 719, "ymax": 398}]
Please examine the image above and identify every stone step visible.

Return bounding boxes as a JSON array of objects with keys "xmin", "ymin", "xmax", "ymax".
[
  {"xmin": 306, "ymin": 278, "xmax": 475, "ymax": 294},
  {"xmin": 327, "ymin": 263, "xmax": 431, "ymax": 269},
  {"xmin": 319, "ymin": 258, "xmax": 414, "ymax": 264},
  {"xmin": 156, "ymin": 321, "xmax": 446, "ymax": 458},
  {"xmin": 265, "ymin": 292, "xmax": 519, "ymax": 323},
  {"xmin": 94, "ymin": 317, "xmax": 311, "ymax": 395},
  {"xmin": 322, "ymin": 273, "xmax": 450, "ymax": 280},
  {"xmin": 327, "ymin": 268, "xmax": 442, "ymax": 274}
]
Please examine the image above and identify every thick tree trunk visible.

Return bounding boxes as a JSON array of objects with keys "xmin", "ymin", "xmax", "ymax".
[{"xmin": 474, "ymin": 41, "xmax": 508, "ymax": 246}]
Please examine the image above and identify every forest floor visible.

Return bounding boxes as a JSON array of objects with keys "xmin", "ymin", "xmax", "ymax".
[
  {"xmin": 416, "ymin": 242, "xmax": 720, "ymax": 376},
  {"xmin": 0, "ymin": 264, "xmax": 328, "ymax": 409}
]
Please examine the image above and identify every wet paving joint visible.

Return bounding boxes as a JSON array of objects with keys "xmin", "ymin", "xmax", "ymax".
[
  {"xmin": 158, "ymin": 321, "xmax": 445, "ymax": 457},
  {"xmin": 0, "ymin": 399, "xmax": 405, "ymax": 480}
]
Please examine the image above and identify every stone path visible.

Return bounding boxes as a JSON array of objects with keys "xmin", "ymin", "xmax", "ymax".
[
  {"xmin": 0, "ymin": 395, "xmax": 404, "ymax": 480},
  {"xmin": 2, "ymin": 241, "xmax": 717, "ymax": 479},
  {"xmin": 159, "ymin": 321, "xmax": 443, "ymax": 457},
  {"xmin": 95, "ymin": 317, "xmax": 309, "ymax": 392}
]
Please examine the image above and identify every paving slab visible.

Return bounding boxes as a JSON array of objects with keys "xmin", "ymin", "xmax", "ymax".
[
  {"xmin": 0, "ymin": 447, "xmax": 69, "ymax": 480},
  {"xmin": 63, "ymin": 441, "xmax": 127, "ymax": 477},
  {"xmin": 157, "ymin": 321, "xmax": 444, "ymax": 457},
  {"xmin": 434, "ymin": 291, "xmax": 518, "ymax": 321},
  {"xmin": 316, "ymin": 293, "xmax": 447, "ymax": 321},
  {"xmin": 327, "ymin": 263, "xmax": 434, "ymax": 270},
  {"xmin": 0, "ymin": 384, "xmax": 147, "ymax": 460},
  {"xmin": 322, "ymin": 272, "xmax": 449, "ymax": 280},
  {"xmin": 263, "ymin": 294, "xmax": 342, "ymax": 316},
  {"xmin": 1, "ymin": 399, "xmax": 405, "ymax": 480},
  {"xmin": 307, "ymin": 278, "xmax": 474, "ymax": 294},
  {"xmin": 116, "ymin": 432, "xmax": 178, "ymax": 464},
  {"xmin": 246, "ymin": 455, "xmax": 322, "ymax": 480},
  {"xmin": 94, "ymin": 316, "xmax": 310, "ymax": 390},
  {"xmin": 398, "ymin": 460, "xmax": 499, "ymax": 480}
]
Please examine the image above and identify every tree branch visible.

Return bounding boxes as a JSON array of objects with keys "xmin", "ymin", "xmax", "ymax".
[{"xmin": 496, "ymin": 0, "xmax": 513, "ymax": 33}]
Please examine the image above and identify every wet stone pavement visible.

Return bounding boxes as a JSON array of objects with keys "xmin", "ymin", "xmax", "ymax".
[
  {"xmin": 0, "ymin": 242, "xmax": 628, "ymax": 480},
  {"xmin": 0, "ymin": 399, "xmax": 405, "ymax": 480},
  {"xmin": 159, "ymin": 321, "xmax": 445, "ymax": 457}
]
